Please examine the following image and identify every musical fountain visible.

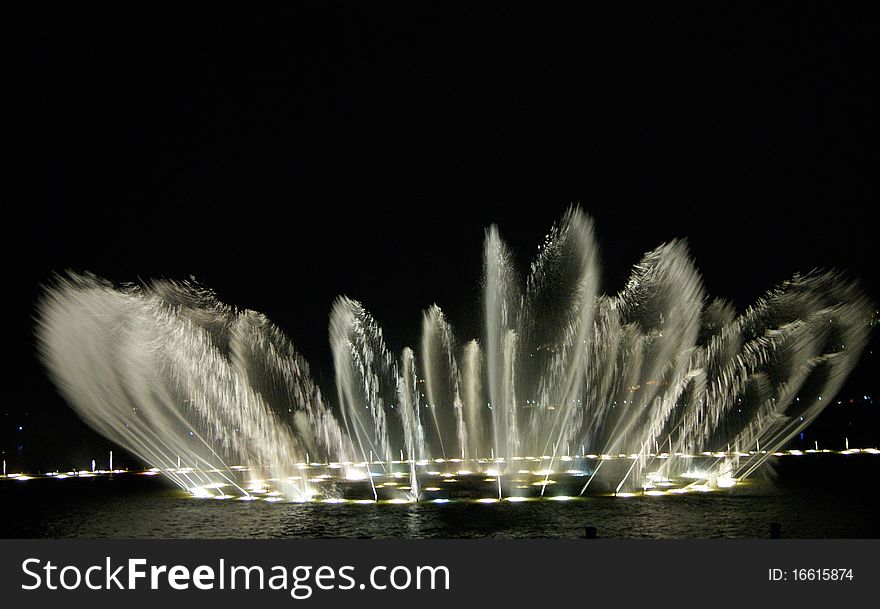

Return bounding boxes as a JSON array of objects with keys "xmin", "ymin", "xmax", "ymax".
[{"xmin": 35, "ymin": 208, "xmax": 873, "ymax": 503}]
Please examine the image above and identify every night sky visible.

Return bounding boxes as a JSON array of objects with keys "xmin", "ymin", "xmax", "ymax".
[{"xmin": 5, "ymin": 5, "xmax": 878, "ymax": 471}]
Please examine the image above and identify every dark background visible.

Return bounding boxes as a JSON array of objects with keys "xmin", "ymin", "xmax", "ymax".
[{"xmin": 4, "ymin": 5, "xmax": 878, "ymax": 472}]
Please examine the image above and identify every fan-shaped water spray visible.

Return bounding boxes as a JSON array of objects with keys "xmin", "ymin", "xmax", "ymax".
[{"xmin": 36, "ymin": 208, "xmax": 873, "ymax": 501}]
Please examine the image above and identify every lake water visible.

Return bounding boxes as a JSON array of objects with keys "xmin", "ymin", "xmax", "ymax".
[{"xmin": 2, "ymin": 456, "xmax": 878, "ymax": 538}]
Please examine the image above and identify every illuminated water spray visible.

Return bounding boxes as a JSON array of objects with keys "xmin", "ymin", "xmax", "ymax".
[{"xmin": 36, "ymin": 207, "xmax": 873, "ymax": 501}]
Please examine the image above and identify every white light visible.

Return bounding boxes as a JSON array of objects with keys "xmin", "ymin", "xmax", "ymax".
[{"xmin": 715, "ymin": 476, "xmax": 736, "ymax": 488}]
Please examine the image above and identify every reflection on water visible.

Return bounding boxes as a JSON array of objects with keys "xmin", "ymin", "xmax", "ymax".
[{"xmin": 2, "ymin": 458, "xmax": 878, "ymax": 539}]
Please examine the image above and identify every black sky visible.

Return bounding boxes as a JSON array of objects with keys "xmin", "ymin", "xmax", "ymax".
[{"xmin": 5, "ymin": 5, "xmax": 878, "ymax": 469}]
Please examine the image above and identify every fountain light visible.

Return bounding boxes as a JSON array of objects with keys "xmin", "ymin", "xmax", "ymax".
[{"xmin": 715, "ymin": 476, "xmax": 736, "ymax": 488}]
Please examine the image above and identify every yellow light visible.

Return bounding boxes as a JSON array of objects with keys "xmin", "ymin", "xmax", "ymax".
[{"xmin": 715, "ymin": 476, "xmax": 736, "ymax": 488}]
